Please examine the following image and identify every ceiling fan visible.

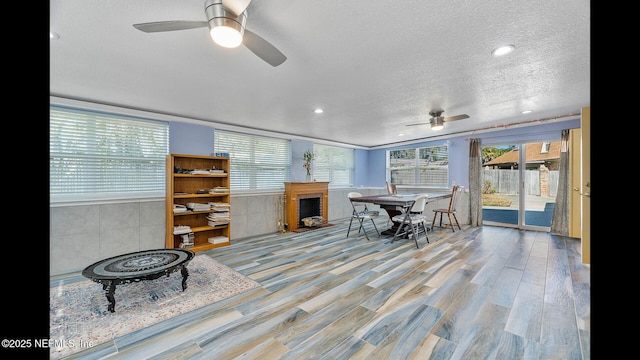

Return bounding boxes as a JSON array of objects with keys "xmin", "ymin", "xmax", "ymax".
[
  {"xmin": 133, "ymin": 0, "xmax": 286, "ymax": 67},
  {"xmin": 405, "ymin": 110, "xmax": 470, "ymax": 131}
]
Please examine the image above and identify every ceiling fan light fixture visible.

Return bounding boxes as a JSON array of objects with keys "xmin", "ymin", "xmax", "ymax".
[
  {"xmin": 206, "ymin": 0, "xmax": 247, "ymax": 48},
  {"xmin": 210, "ymin": 23, "xmax": 244, "ymax": 48},
  {"xmin": 430, "ymin": 117, "xmax": 444, "ymax": 131}
]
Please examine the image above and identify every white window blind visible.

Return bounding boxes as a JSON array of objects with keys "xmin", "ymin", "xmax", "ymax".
[
  {"xmin": 388, "ymin": 144, "xmax": 449, "ymax": 187},
  {"xmin": 214, "ymin": 130, "xmax": 291, "ymax": 190},
  {"xmin": 50, "ymin": 105, "xmax": 169, "ymax": 202},
  {"xmin": 313, "ymin": 144, "xmax": 354, "ymax": 186}
]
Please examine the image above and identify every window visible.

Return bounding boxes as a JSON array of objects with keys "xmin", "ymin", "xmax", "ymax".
[
  {"xmin": 388, "ymin": 144, "xmax": 449, "ymax": 187},
  {"xmin": 214, "ymin": 130, "xmax": 291, "ymax": 190},
  {"xmin": 50, "ymin": 105, "xmax": 169, "ymax": 202},
  {"xmin": 313, "ymin": 144, "xmax": 354, "ymax": 186},
  {"xmin": 541, "ymin": 142, "xmax": 551, "ymax": 153}
]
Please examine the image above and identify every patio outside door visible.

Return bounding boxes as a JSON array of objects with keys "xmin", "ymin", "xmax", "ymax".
[{"xmin": 481, "ymin": 141, "xmax": 558, "ymax": 231}]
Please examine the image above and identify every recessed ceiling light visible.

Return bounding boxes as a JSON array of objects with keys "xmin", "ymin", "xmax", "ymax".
[
  {"xmin": 398, "ymin": 133, "xmax": 405, "ymax": 137},
  {"xmin": 521, "ymin": 110, "xmax": 533, "ymax": 114},
  {"xmin": 50, "ymin": 31, "xmax": 60, "ymax": 40},
  {"xmin": 314, "ymin": 108, "xmax": 323, "ymax": 114},
  {"xmin": 491, "ymin": 44, "xmax": 515, "ymax": 57}
]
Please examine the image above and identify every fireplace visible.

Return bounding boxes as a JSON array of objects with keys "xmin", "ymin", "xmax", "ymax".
[
  {"xmin": 284, "ymin": 182, "xmax": 329, "ymax": 231},
  {"xmin": 298, "ymin": 196, "xmax": 321, "ymax": 226}
]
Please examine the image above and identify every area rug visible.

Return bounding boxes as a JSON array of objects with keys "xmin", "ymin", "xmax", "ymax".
[
  {"xmin": 291, "ymin": 223, "xmax": 335, "ymax": 233},
  {"xmin": 49, "ymin": 255, "xmax": 260, "ymax": 359}
]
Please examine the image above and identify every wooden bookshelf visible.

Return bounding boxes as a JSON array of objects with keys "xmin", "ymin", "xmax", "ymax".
[{"xmin": 166, "ymin": 154, "xmax": 231, "ymax": 252}]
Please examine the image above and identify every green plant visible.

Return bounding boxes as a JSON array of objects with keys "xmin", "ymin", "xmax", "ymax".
[
  {"xmin": 482, "ymin": 179, "xmax": 495, "ymax": 194},
  {"xmin": 303, "ymin": 150, "xmax": 314, "ymax": 176}
]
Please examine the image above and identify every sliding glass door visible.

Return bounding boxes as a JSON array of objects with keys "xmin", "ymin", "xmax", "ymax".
[{"xmin": 481, "ymin": 140, "xmax": 558, "ymax": 231}]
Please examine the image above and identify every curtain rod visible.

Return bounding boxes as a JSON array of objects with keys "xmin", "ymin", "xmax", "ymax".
[
  {"xmin": 468, "ymin": 112, "xmax": 579, "ymax": 135},
  {"xmin": 374, "ymin": 112, "xmax": 580, "ymax": 149}
]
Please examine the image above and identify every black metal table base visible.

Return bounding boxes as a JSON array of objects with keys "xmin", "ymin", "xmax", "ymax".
[
  {"xmin": 381, "ymin": 227, "xmax": 399, "ymax": 236},
  {"xmin": 82, "ymin": 249, "xmax": 195, "ymax": 313}
]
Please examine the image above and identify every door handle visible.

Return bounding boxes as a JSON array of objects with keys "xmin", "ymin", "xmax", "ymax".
[{"xmin": 574, "ymin": 187, "xmax": 590, "ymax": 197}]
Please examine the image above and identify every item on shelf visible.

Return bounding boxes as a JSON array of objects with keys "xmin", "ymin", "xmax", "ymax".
[
  {"xmin": 210, "ymin": 186, "xmax": 229, "ymax": 193},
  {"xmin": 208, "ymin": 220, "xmax": 230, "ymax": 226},
  {"xmin": 196, "ymin": 189, "xmax": 209, "ymax": 194},
  {"xmin": 181, "ymin": 232, "xmax": 195, "ymax": 246},
  {"xmin": 209, "ymin": 202, "xmax": 230, "ymax": 211},
  {"xmin": 173, "ymin": 204, "xmax": 188, "ymax": 213},
  {"xmin": 186, "ymin": 202, "xmax": 212, "ymax": 211},
  {"xmin": 208, "ymin": 236, "xmax": 229, "ymax": 244},
  {"xmin": 207, "ymin": 211, "xmax": 230, "ymax": 227},
  {"xmin": 174, "ymin": 166, "xmax": 193, "ymax": 174},
  {"xmin": 173, "ymin": 225, "xmax": 192, "ymax": 235},
  {"xmin": 208, "ymin": 222, "xmax": 229, "ymax": 227},
  {"xmin": 207, "ymin": 212, "xmax": 229, "ymax": 219}
]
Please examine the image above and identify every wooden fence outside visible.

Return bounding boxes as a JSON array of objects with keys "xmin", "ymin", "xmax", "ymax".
[
  {"xmin": 390, "ymin": 168, "xmax": 558, "ymax": 197},
  {"xmin": 482, "ymin": 169, "xmax": 558, "ymax": 197}
]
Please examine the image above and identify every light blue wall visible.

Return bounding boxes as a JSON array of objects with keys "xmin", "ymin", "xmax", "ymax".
[
  {"xmin": 292, "ymin": 139, "xmax": 314, "ymax": 182},
  {"xmin": 168, "ymin": 118, "xmax": 580, "ymax": 189},
  {"xmin": 364, "ymin": 148, "xmax": 387, "ymax": 187},
  {"xmin": 170, "ymin": 122, "xmax": 215, "ymax": 156},
  {"xmin": 354, "ymin": 149, "xmax": 369, "ymax": 187}
]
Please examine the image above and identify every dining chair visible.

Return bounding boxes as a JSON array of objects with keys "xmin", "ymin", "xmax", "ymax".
[
  {"xmin": 347, "ymin": 192, "xmax": 380, "ymax": 241},
  {"xmin": 384, "ymin": 181, "xmax": 398, "ymax": 226},
  {"xmin": 385, "ymin": 181, "xmax": 397, "ymax": 195},
  {"xmin": 431, "ymin": 185, "xmax": 464, "ymax": 232},
  {"xmin": 391, "ymin": 193, "xmax": 429, "ymax": 248}
]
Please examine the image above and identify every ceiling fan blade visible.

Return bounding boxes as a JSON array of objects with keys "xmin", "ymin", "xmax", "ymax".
[
  {"xmin": 405, "ymin": 123, "xmax": 429, "ymax": 127},
  {"xmin": 133, "ymin": 21, "xmax": 208, "ymax": 33},
  {"xmin": 243, "ymin": 29, "xmax": 287, "ymax": 67},
  {"xmin": 222, "ymin": 0, "xmax": 252, "ymax": 17},
  {"xmin": 443, "ymin": 114, "xmax": 470, "ymax": 122}
]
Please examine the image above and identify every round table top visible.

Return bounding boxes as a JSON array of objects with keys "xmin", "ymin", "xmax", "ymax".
[{"xmin": 82, "ymin": 248, "xmax": 195, "ymax": 281}]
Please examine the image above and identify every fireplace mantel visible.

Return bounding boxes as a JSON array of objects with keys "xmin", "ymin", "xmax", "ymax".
[{"xmin": 284, "ymin": 182, "xmax": 329, "ymax": 231}]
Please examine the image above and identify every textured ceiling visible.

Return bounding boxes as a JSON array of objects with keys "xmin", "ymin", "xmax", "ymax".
[{"xmin": 49, "ymin": 0, "xmax": 590, "ymax": 148}]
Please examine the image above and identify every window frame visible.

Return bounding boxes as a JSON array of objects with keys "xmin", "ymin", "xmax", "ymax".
[
  {"xmin": 214, "ymin": 129, "xmax": 291, "ymax": 191},
  {"xmin": 49, "ymin": 104, "xmax": 169, "ymax": 204},
  {"xmin": 312, "ymin": 144, "xmax": 355, "ymax": 187},
  {"xmin": 541, "ymin": 142, "xmax": 551, "ymax": 153},
  {"xmin": 387, "ymin": 144, "xmax": 449, "ymax": 188}
]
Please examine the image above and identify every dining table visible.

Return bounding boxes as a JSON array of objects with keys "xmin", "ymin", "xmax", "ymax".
[{"xmin": 348, "ymin": 192, "xmax": 452, "ymax": 240}]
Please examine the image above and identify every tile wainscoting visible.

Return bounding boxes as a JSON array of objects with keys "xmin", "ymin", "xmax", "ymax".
[{"xmin": 50, "ymin": 188, "xmax": 468, "ymax": 276}]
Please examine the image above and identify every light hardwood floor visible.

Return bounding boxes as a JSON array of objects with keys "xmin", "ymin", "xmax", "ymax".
[{"xmin": 58, "ymin": 217, "xmax": 590, "ymax": 359}]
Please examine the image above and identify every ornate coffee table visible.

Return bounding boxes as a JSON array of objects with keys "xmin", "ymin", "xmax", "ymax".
[{"xmin": 82, "ymin": 248, "xmax": 195, "ymax": 313}]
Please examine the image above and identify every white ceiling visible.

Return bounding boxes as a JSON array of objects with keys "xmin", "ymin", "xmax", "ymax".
[{"xmin": 49, "ymin": 0, "xmax": 590, "ymax": 148}]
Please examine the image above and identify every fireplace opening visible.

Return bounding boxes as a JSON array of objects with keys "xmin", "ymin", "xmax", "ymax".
[{"xmin": 299, "ymin": 197, "xmax": 321, "ymax": 227}]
